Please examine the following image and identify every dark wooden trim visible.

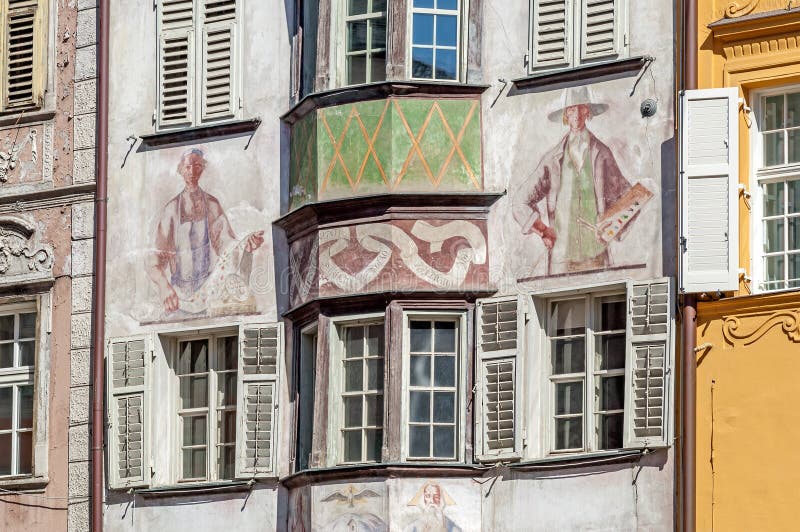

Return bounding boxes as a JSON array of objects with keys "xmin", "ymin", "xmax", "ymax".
[
  {"xmin": 309, "ymin": 314, "xmax": 331, "ymax": 468},
  {"xmin": 281, "ymin": 81, "xmax": 489, "ymax": 125},
  {"xmin": 281, "ymin": 463, "xmax": 486, "ymax": 489},
  {"xmin": 138, "ymin": 118, "xmax": 261, "ymax": 148},
  {"xmin": 386, "ymin": 0, "xmax": 408, "ymax": 80},
  {"xmin": 315, "ymin": 0, "xmax": 332, "ymax": 91},
  {"xmin": 135, "ymin": 480, "xmax": 256, "ymax": 498},
  {"xmin": 0, "ymin": 109, "xmax": 55, "ymax": 129},
  {"xmin": 385, "ymin": 302, "xmax": 404, "ymax": 461},
  {"xmin": 511, "ymin": 56, "xmax": 651, "ymax": 91},
  {"xmin": 466, "ymin": 0, "xmax": 483, "ymax": 83}
]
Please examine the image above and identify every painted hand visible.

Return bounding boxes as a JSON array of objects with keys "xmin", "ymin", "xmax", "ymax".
[
  {"xmin": 245, "ymin": 230, "xmax": 265, "ymax": 252},
  {"xmin": 164, "ymin": 286, "xmax": 179, "ymax": 312},
  {"xmin": 540, "ymin": 226, "xmax": 557, "ymax": 249}
]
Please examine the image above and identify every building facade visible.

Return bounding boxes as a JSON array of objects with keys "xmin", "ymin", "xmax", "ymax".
[
  {"xmin": 686, "ymin": 1, "xmax": 800, "ymax": 530},
  {"xmin": 0, "ymin": 0, "xmax": 98, "ymax": 530},
  {"xmin": 104, "ymin": 0, "xmax": 678, "ymax": 530}
]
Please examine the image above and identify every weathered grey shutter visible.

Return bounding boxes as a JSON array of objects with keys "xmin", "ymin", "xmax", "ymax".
[
  {"xmin": 580, "ymin": 0, "xmax": 620, "ymax": 61},
  {"xmin": 475, "ymin": 296, "xmax": 525, "ymax": 461},
  {"xmin": 681, "ymin": 88, "xmax": 740, "ymax": 293},
  {"xmin": 158, "ymin": 0, "xmax": 195, "ymax": 128},
  {"xmin": 531, "ymin": 0, "xmax": 570, "ymax": 69},
  {"xmin": 4, "ymin": 0, "xmax": 41, "ymax": 109},
  {"xmin": 107, "ymin": 335, "xmax": 151, "ymax": 489},
  {"xmin": 201, "ymin": 0, "xmax": 238, "ymax": 121},
  {"xmin": 624, "ymin": 278, "xmax": 672, "ymax": 448},
  {"xmin": 235, "ymin": 322, "xmax": 282, "ymax": 478}
]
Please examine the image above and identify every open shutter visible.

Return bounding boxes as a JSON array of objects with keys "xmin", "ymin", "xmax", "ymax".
[
  {"xmin": 158, "ymin": 0, "xmax": 195, "ymax": 128},
  {"xmin": 201, "ymin": 0, "xmax": 238, "ymax": 121},
  {"xmin": 580, "ymin": 0, "xmax": 620, "ymax": 61},
  {"xmin": 531, "ymin": 0, "xmax": 570, "ymax": 70},
  {"xmin": 3, "ymin": 0, "xmax": 44, "ymax": 109},
  {"xmin": 475, "ymin": 296, "xmax": 526, "ymax": 461},
  {"xmin": 624, "ymin": 278, "xmax": 672, "ymax": 449},
  {"xmin": 107, "ymin": 335, "xmax": 152, "ymax": 489},
  {"xmin": 235, "ymin": 322, "xmax": 282, "ymax": 478},
  {"xmin": 681, "ymin": 88, "xmax": 740, "ymax": 293}
]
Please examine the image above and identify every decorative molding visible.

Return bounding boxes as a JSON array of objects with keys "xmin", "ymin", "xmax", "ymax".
[
  {"xmin": 723, "ymin": 310, "xmax": 800, "ymax": 345},
  {"xmin": 42, "ymin": 122, "xmax": 53, "ymax": 183},
  {"xmin": 0, "ymin": 183, "xmax": 95, "ymax": 214},
  {"xmin": 0, "ymin": 130, "xmax": 37, "ymax": 183},
  {"xmin": 0, "ymin": 215, "xmax": 52, "ymax": 282},
  {"xmin": 726, "ymin": 0, "xmax": 760, "ymax": 18},
  {"xmin": 721, "ymin": 33, "xmax": 800, "ymax": 60}
]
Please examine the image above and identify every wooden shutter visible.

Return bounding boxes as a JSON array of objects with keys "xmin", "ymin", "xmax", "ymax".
[
  {"xmin": 681, "ymin": 88, "xmax": 740, "ymax": 293},
  {"xmin": 624, "ymin": 278, "xmax": 672, "ymax": 448},
  {"xmin": 531, "ymin": 0, "xmax": 570, "ymax": 69},
  {"xmin": 235, "ymin": 322, "xmax": 282, "ymax": 478},
  {"xmin": 475, "ymin": 296, "xmax": 526, "ymax": 461},
  {"xmin": 158, "ymin": 0, "xmax": 195, "ymax": 128},
  {"xmin": 201, "ymin": 0, "xmax": 237, "ymax": 121},
  {"xmin": 3, "ymin": 0, "xmax": 45, "ymax": 110},
  {"xmin": 580, "ymin": 0, "xmax": 620, "ymax": 61},
  {"xmin": 107, "ymin": 335, "xmax": 152, "ymax": 489}
]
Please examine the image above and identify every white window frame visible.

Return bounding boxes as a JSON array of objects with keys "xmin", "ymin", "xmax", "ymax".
[
  {"xmin": 407, "ymin": 0, "xmax": 469, "ymax": 82},
  {"xmin": 338, "ymin": 0, "xmax": 388, "ymax": 86},
  {"xmin": 527, "ymin": 0, "xmax": 629, "ymax": 74},
  {"xmin": 400, "ymin": 310, "xmax": 467, "ymax": 462},
  {"xmin": 751, "ymin": 84, "xmax": 800, "ymax": 293}
]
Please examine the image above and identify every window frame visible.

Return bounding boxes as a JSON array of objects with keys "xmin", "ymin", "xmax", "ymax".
[
  {"xmin": 406, "ymin": 0, "xmax": 467, "ymax": 83},
  {"xmin": 340, "ymin": 0, "xmax": 388, "ymax": 86}
]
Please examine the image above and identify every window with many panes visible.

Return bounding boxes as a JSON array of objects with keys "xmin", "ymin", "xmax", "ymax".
[
  {"xmin": 756, "ymin": 89, "xmax": 800, "ymax": 291},
  {"xmin": 344, "ymin": 0, "xmax": 387, "ymax": 85},
  {"xmin": 0, "ymin": 305, "xmax": 36, "ymax": 476},
  {"xmin": 410, "ymin": 0, "xmax": 461, "ymax": 81},
  {"xmin": 548, "ymin": 294, "xmax": 626, "ymax": 453},
  {"xmin": 175, "ymin": 335, "xmax": 238, "ymax": 481}
]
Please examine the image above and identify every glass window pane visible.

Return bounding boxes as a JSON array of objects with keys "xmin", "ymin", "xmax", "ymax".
[
  {"xmin": 343, "ymin": 430, "xmax": 362, "ymax": 462},
  {"xmin": 555, "ymin": 418, "xmax": 582, "ymax": 450},
  {"xmin": 432, "ymin": 392, "xmax": 455, "ymax": 423},
  {"xmin": 789, "ymin": 180, "xmax": 800, "ymax": 214},
  {"xmin": 413, "ymin": 0, "xmax": 435, "ymax": 9},
  {"xmin": 179, "ymin": 341, "xmax": 208, "ymax": 374},
  {"xmin": 219, "ymin": 337, "xmax": 237, "ymax": 370},
  {"xmin": 348, "ymin": 21, "xmax": 368, "ymax": 52},
  {"xmin": 435, "ymin": 15, "xmax": 457, "ymax": 46},
  {"xmin": 366, "ymin": 358, "xmax": 383, "ymax": 391},
  {"xmin": 789, "ymin": 130, "xmax": 800, "ymax": 164},
  {"xmin": 344, "ymin": 360, "xmax": 363, "ymax": 392},
  {"xmin": 348, "ymin": 0, "xmax": 367, "ymax": 15},
  {"xmin": 218, "ymin": 410, "xmax": 236, "ymax": 444},
  {"xmin": 552, "ymin": 338, "xmax": 585, "ymax": 374},
  {"xmin": 412, "ymin": 14, "xmax": 434, "ymax": 45},
  {"xmin": 221, "ymin": 373, "xmax": 237, "ymax": 407},
  {"xmin": 0, "ymin": 315, "xmax": 14, "ymax": 341},
  {"xmin": 555, "ymin": 381, "xmax": 583, "ymax": 415},
  {"xmin": 183, "ymin": 448, "xmax": 206, "ymax": 479},
  {"xmin": 789, "ymin": 254, "xmax": 800, "ymax": 288},
  {"xmin": 183, "ymin": 415, "xmax": 207, "ymax": 446},
  {"xmin": 437, "ymin": 0, "xmax": 458, "ymax": 9},
  {"xmin": 370, "ymin": 51, "xmax": 386, "ymax": 82},
  {"xmin": 365, "ymin": 324, "xmax": 383, "ymax": 357},
  {"xmin": 435, "ymin": 49, "xmax": 457, "ymax": 80},
  {"xmin": 600, "ymin": 376, "xmax": 625, "ymax": 411},
  {"xmin": 597, "ymin": 334, "xmax": 625, "ymax": 370},
  {"xmin": 433, "ymin": 322, "xmax": 455, "ymax": 353},
  {"xmin": 764, "ymin": 255, "xmax": 785, "ymax": 290},
  {"xmin": 433, "ymin": 426, "xmax": 455, "ymax": 458},
  {"xmin": 409, "ymin": 321, "xmax": 431, "ymax": 352},
  {"xmin": 365, "ymin": 429, "xmax": 382, "ymax": 461},
  {"xmin": 19, "ymin": 313, "xmax": 36, "ymax": 339},
  {"xmin": 788, "ymin": 93, "xmax": 800, "ymax": 127},
  {"xmin": 764, "ymin": 95, "xmax": 785, "ymax": 130},
  {"xmin": 763, "ymin": 181, "xmax": 784, "ymax": 217},
  {"xmin": 365, "ymin": 394, "xmax": 382, "ymax": 426},
  {"xmin": 764, "ymin": 218, "xmax": 785, "ymax": 253},
  {"xmin": 218, "ymin": 445, "xmax": 235, "ymax": 479},
  {"xmin": 599, "ymin": 299, "xmax": 625, "ymax": 331},
  {"xmin": 181, "ymin": 376, "xmax": 208, "ymax": 408},
  {"xmin": 551, "ymin": 300, "xmax": 585, "ymax": 336},
  {"xmin": 764, "ymin": 132, "xmax": 784, "ymax": 167},
  {"xmin": 18, "ymin": 385, "xmax": 33, "ymax": 429},
  {"xmin": 0, "ymin": 387, "xmax": 11, "ymax": 430},
  {"xmin": 0, "ymin": 434, "xmax": 10, "ymax": 475},
  {"xmin": 409, "ymin": 391, "xmax": 431, "ymax": 422},
  {"xmin": 18, "ymin": 341, "xmax": 34, "ymax": 367},
  {"xmin": 410, "ymin": 355, "xmax": 431, "ymax": 386},
  {"xmin": 409, "ymin": 425, "xmax": 430, "ymax": 457},
  {"xmin": 344, "ymin": 396, "xmax": 363, "ymax": 427},
  {"xmin": 0, "ymin": 344, "xmax": 12, "ymax": 369},
  {"xmin": 17, "ymin": 431, "xmax": 32, "ymax": 475},
  {"xmin": 371, "ymin": 18, "xmax": 386, "ymax": 49},
  {"xmin": 344, "ymin": 327, "xmax": 365, "ymax": 358},
  {"xmin": 599, "ymin": 413, "xmax": 624, "ymax": 450},
  {"xmin": 790, "ymin": 218, "xmax": 800, "ymax": 251},
  {"xmin": 433, "ymin": 355, "xmax": 455, "ymax": 387},
  {"xmin": 374, "ymin": 0, "xmax": 387, "ymax": 10},
  {"xmin": 412, "ymin": 47, "xmax": 433, "ymax": 79}
]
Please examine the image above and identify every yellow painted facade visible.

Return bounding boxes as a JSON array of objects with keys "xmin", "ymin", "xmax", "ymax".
[{"xmin": 696, "ymin": 1, "xmax": 800, "ymax": 530}]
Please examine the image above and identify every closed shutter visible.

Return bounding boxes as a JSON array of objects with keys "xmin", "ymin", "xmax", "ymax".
[
  {"xmin": 681, "ymin": 88, "xmax": 740, "ymax": 293},
  {"xmin": 158, "ymin": 0, "xmax": 195, "ymax": 128},
  {"xmin": 201, "ymin": 0, "xmax": 237, "ymax": 121},
  {"xmin": 235, "ymin": 322, "xmax": 282, "ymax": 478},
  {"xmin": 580, "ymin": 0, "xmax": 620, "ymax": 61},
  {"xmin": 3, "ymin": 0, "xmax": 45, "ymax": 110},
  {"xmin": 107, "ymin": 335, "xmax": 152, "ymax": 489},
  {"xmin": 531, "ymin": 0, "xmax": 570, "ymax": 69},
  {"xmin": 475, "ymin": 296, "xmax": 526, "ymax": 461},
  {"xmin": 624, "ymin": 278, "xmax": 672, "ymax": 448}
]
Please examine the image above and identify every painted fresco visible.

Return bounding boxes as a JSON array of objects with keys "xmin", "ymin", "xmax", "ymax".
[
  {"xmin": 314, "ymin": 482, "xmax": 388, "ymax": 532},
  {"xmin": 507, "ymin": 85, "xmax": 661, "ymax": 283},
  {"xmin": 393, "ymin": 480, "xmax": 480, "ymax": 532},
  {"xmin": 288, "ymin": 218, "xmax": 488, "ymax": 307},
  {"xmin": 289, "ymin": 97, "xmax": 482, "ymax": 210},
  {"xmin": 0, "ymin": 123, "xmax": 53, "ymax": 186}
]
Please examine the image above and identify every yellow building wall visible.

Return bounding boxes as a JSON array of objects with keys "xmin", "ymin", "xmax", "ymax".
[{"xmin": 696, "ymin": 2, "xmax": 800, "ymax": 530}]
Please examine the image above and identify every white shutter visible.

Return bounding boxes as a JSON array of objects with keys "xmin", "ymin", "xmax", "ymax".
[
  {"xmin": 158, "ymin": 0, "xmax": 195, "ymax": 128},
  {"xmin": 107, "ymin": 335, "xmax": 152, "ymax": 489},
  {"xmin": 624, "ymin": 278, "xmax": 672, "ymax": 448},
  {"xmin": 531, "ymin": 0, "xmax": 570, "ymax": 69},
  {"xmin": 681, "ymin": 88, "xmax": 740, "ymax": 293},
  {"xmin": 4, "ymin": 0, "xmax": 40, "ymax": 109},
  {"xmin": 201, "ymin": 0, "xmax": 238, "ymax": 121},
  {"xmin": 475, "ymin": 296, "xmax": 526, "ymax": 461},
  {"xmin": 235, "ymin": 322, "xmax": 282, "ymax": 478},
  {"xmin": 580, "ymin": 0, "xmax": 619, "ymax": 61}
]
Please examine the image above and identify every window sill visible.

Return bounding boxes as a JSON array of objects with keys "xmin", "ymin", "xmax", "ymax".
[
  {"xmin": 135, "ymin": 479, "xmax": 257, "ymax": 498},
  {"xmin": 510, "ymin": 448, "xmax": 655, "ymax": 471},
  {"xmin": 0, "ymin": 475, "xmax": 48, "ymax": 492},
  {"xmin": 138, "ymin": 118, "xmax": 262, "ymax": 148},
  {"xmin": 511, "ymin": 56, "xmax": 652, "ymax": 91},
  {"xmin": 0, "ymin": 109, "xmax": 55, "ymax": 128},
  {"xmin": 282, "ymin": 462, "xmax": 485, "ymax": 489}
]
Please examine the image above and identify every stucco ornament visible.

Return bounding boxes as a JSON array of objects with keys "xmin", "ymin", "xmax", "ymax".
[
  {"xmin": 0, "ymin": 130, "xmax": 37, "ymax": 183},
  {"xmin": 725, "ymin": 0, "xmax": 760, "ymax": 18},
  {"xmin": 723, "ymin": 311, "xmax": 800, "ymax": 345},
  {"xmin": 0, "ymin": 215, "xmax": 52, "ymax": 279}
]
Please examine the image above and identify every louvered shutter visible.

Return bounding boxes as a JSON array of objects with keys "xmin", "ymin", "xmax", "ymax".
[
  {"xmin": 158, "ymin": 0, "xmax": 195, "ymax": 128},
  {"xmin": 107, "ymin": 335, "xmax": 152, "ymax": 489},
  {"xmin": 3, "ymin": 0, "xmax": 44, "ymax": 109},
  {"xmin": 580, "ymin": 0, "xmax": 620, "ymax": 61},
  {"xmin": 531, "ymin": 0, "xmax": 570, "ymax": 69},
  {"xmin": 201, "ymin": 0, "xmax": 238, "ymax": 121},
  {"xmin": 235, "ymin": 322, "xmax": 282, "ymax": 478},
  {"xmin": 681, "ymin": 88, "xmax": 740, "ymax": 293},
  {"xmin": 475, "ymin": 296, "xmax": 526, "ymax": 461},
  {"xmin": 624, "ymin": 278, "xmax": 672, "ymax": 448}
]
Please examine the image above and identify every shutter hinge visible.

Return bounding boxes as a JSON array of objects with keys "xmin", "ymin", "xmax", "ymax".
[
  {"xmin": 239, "ymin": 97, "xmax": 244, "ymax": 110},
  {"xmin": 523, "ymin": 53, "xmax": 529, "ymax": 67},
  {"xmin": 624, "ymin": 33, "xmax": 629, "ymax": 47},
  {"xmin": 152, "ymin": 110, "xmax": 157, "ymax": 125},
  {"xmin": 679, "ymin": 236, "xmax": 687, "ymax": 251}
]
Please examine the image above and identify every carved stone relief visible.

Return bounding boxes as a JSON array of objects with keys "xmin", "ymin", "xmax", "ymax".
[
  {"xmin": 723, "ymin": 310, "xmax": 800, "ymax": 345},
  {"xmin": 0, "ymin": 129, "xmax": 37, "ymax": 183},
  {"xmin": 0, "ymin": 215, "xmax": 53, "ymax": 283}
]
